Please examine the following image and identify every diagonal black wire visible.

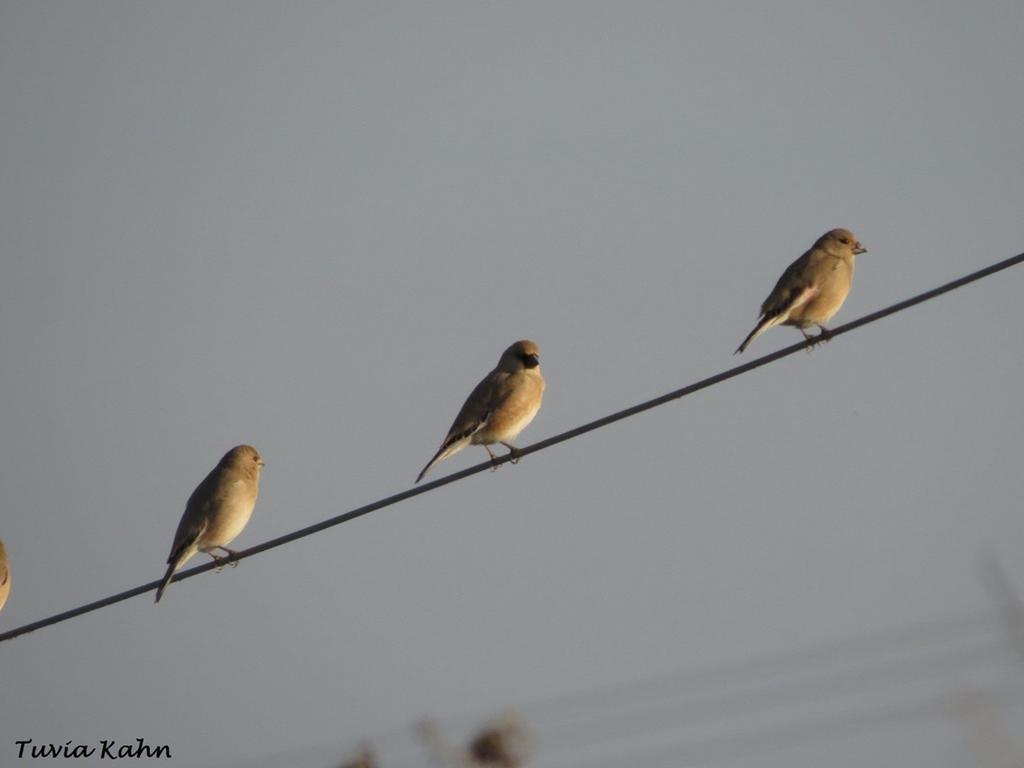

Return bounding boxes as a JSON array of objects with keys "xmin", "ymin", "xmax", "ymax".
[{"xmin": 2, "ymin": 251, "xmax": 1022, "ymax": 644}]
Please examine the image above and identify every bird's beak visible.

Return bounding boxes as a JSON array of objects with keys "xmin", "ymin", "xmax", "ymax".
[
  {"xmin": 854, "ymin": 244, "xmax": 867, "ymax": 254},
  {"xmin": 525, "ymin": 354, "xmax": 540, "ymax": 369}
]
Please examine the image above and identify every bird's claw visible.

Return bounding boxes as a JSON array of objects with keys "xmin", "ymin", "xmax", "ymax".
[
  {"xmin": 209, "ymin": 549, "xmax": 239, "ymax": 571},
  {"xmin": 809, "ymin": 326, "xmax": 832, "ymax": 347},
  {"xmin": 498, "ymin": 443, "xmax": 522, "ymax": 465},
  {"xmin": 801, "ymin": 326, "xmax": 832, "ymax": 350},
  {"xmin": 486, "ymin": 444, "xmax": 521, "ymax": 470},
  {"xmin": 485, "ymin": 448, "xmax": 500, "ymax": 471}
]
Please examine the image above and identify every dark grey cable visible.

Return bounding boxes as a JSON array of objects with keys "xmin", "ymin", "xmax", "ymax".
[{"xmin": 2, "ymin": 251, "xmax": 1022, "ymax": 644}]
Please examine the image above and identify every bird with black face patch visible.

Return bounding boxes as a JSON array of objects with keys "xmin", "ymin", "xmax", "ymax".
[
  {"xmin": 416, "ymin": 340, "xmax": 545, "ymax": 483},
  {"xmin": 736, "ymin": 228, "xmax": 867, "ymax": 354}
]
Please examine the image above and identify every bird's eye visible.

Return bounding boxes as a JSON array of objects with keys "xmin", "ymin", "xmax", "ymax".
[{"xmin": 840, "ymin": 236, "xmax": 850, "ymax": 244}]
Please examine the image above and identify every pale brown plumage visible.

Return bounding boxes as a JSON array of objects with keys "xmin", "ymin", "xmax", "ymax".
[
  {"xmin": 155, "ymin": 445, "xmax": 264, "ymax": 603},
  {"xmin": 416, "ymin": 340, "xmax": 545, "ymax": 483},
  {"xmin": 0, "ymin": 539, "xmax": 9, "ymax": 614},
  {"xmin": 736, "ymin": 228, "xmax": 866, "ymax": 354}
]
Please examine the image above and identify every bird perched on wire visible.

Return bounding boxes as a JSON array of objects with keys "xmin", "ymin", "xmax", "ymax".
[
  {"xmin": 735, "ymin": 228, "xmax": 866, "ymax": 354},
  {"xmin": 155, "ymin": 445, "xmax": 264, "ymax": 603},
  {"xmin": 0, "ymin": 539, "xmax": 10, "ymax": 613},
  {"xmin": 416, "ymin": 340, "xmax": 545, "ymax": 483}
]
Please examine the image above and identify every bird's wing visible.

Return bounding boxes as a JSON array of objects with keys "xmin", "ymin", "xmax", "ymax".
[
  {"xmin": 442, "ymin": 371, "xmax": 506, "ymax": 444},
  {"xmin": 166, "ymin": 472, "xmax": 221, "ymax": 564},
  {"xmin": 761, "ymin": 251, "xmax": 820, "ymax": 320}
]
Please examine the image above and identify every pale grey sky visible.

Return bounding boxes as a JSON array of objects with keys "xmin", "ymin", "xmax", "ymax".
[{"xmin": 2, "ymin": 2, "xmax": 1023, "ymax": 766}]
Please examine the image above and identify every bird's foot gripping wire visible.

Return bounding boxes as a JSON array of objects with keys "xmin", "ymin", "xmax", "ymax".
[
  {"xmin": 208, "ymin": 547, "xmax": 240, "ymax": 571},
  {"xmin": 484, "ymin": 445, "xmax": 501, "ymax": 471},
  {"xmin": 501, "ymin": 443, "xmax": 521, "ymax": 465},
  {"xmin": 801, "ymin": 325, "xmax": 833, "ymax": 349}
]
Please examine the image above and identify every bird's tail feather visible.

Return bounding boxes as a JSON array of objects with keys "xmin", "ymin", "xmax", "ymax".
[
  {"xmin": 735, "ymin": 315, "xmax": 779, "ymax": 354},
  {"xmin": 415, "ymin": 438, "xmax": 468, "ymax": 484},
  {"xmin": 154, "ymin": 562, "xmax": 177, "ymax": 603}
]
